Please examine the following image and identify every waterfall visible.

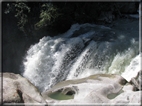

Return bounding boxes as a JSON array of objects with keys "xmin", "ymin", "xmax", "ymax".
[
  {"xmin": 23, "ymin": 36, "xmax": 84, "ymax": 91},
  {"xmin": 22, "ymin": 20, "xmax": 139, "ymax": 92},
  {"xmin": 121, "ymin": 53, "xmax": 141, "ymax": 82}
]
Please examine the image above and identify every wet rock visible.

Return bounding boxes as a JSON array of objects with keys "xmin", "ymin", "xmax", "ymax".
[
  {"xmin": 42, "ymin": 74, "xmax": 141, "ymax": 105},
  {"xmin": 109, "ymin": 83, "xmax": 141, "ymax": 105},
  {"xmin": 42, "ymin": 74, "xmax": 125, "ymax": 104},
  {"xmin": 110, "ymin": 90, "xmax": 141, "ymax": 105},
  {"xmin": 1, "ymin": 73, "xmax": 46, "ymax": 105},
  {"xmin": 130, "ymin": 70, "xmax": 142, "ymax": 90},
  {"xmin": 61, "ymin": 87, "xmax": 76, "ymax": 96}
]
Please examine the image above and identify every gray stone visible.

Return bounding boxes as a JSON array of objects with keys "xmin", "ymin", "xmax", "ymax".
[
  {"xmin": 1, "ymin": 73, "xmax": 46, "ymax": 105},
  {"xmin": 130, "ymin": 70, "xmax": 142, "ymax": 90},
  {"xmin": 2, "ymin": 72, "xmax": 141, "ymax": 105},
  {"xmin": 42, "ymin": 74, "xmax": 141, "ymax": 105},
  {"xmin": 42, "ymin": 74, "xmax": 125, "ymax": 104}
]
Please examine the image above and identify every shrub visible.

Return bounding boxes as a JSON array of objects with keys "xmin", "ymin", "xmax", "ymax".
[{"xmin": 35, "ymin": 3, "xmax": 60, "ymax": 29}]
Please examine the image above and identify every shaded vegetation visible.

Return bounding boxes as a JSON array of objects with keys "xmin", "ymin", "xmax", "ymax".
[
  {"xmin": 3, "ymin": 1, "xmax": 139, "ymax": 35},
  {"xmin": 35, "ymin": 3, "xmax": 60, "ymax": 29}
]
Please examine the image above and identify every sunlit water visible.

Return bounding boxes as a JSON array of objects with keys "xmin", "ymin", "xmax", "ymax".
[{"xmin": 22, "ymin": 19, "xmax": 139, "ymax": 92}]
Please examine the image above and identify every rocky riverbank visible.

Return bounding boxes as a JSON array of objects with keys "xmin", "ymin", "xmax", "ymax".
[
  {"xmin": 42, "ymin": 73, "xmax": 141, "ymax": 105},
  {"xmin": 1, "ymin": 71, "xmax": 141, "ymax": 105}
]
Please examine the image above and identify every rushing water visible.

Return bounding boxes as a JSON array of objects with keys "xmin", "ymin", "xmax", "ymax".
[{"xmin": 22, "ymin": 19, "xmax": 139, "ymax": 92}]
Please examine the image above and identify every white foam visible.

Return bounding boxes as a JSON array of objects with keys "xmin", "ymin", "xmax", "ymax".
[
  {"xmin": 22, "ymin": 22, "xmax": 139, "ymax": 92},
  {"xmin": 121, "ymin": 53, "xmax": 141, "ymax": 82},
  {"xmin": 67, "ymin": 41, "xmax": 97, "ymax": 80},
  {"xmin": 23, "ymin": 37, "xmax": 84, "ymax": 91}
]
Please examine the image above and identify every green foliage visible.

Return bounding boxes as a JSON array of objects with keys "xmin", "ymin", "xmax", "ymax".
[
  {"xmin": 14, "ymin": 2, "xmax": 30, "ymax": 31},
  {"xmin": 3, "ymin": 2, "xmax": 132, "ymax": 35},
  {"xmin": 35, "ymin": 3, "xmax": 60, "ymax": 29},
  {"xmin": 4, "ymin": 3, "xmax": 13, "ymax": 14},
  {"xmin": 4, "ymin": 2, "xmax": 30, "ymax": 31}
]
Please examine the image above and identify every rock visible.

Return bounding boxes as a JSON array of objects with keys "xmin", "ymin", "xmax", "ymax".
[
  {"xmin": 60, "ymin": 87, "xmax": 76, "ymax": 95},
  {"xmin": 109, "ymin": 83, "xmax": 141, "ymax": 105},
  {"xmin": 42, "ymin": 73, "xmax": 141, "ymax": 105},
  {"xmin": 42, "ymin": 74, "xmax": 127, "ymax": 104},
  {"xmin": 110, "ymin": 91, "xmax": 141, "ymax": 105},
  {"xmin": 1, "ymin": 73, "xmax": 46, "ymax": 105},
  {"xmin": 130, "ymin": 70, "xmax": 142, "ymax": 90}
]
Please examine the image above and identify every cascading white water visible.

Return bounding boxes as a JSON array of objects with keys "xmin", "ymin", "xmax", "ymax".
[
  {"xmin": 23, "ymin": 36, "xmax": 84, "ymax": 91},
  {"xmin": 121, "ymin": 53, "xmax": 141, "ymax": 82},
  {"xmin": 22, "ymin": 19, "xmax": 139, "ymax": 92}
]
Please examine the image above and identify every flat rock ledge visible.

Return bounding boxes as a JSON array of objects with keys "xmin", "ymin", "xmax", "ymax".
[
  {"xmin": 1, "ymin": 72, "xmax": 141, "ymax": 106},
  {"xmin": 42, "ymin": 74, "xmax": 141, "ymax": 105}
]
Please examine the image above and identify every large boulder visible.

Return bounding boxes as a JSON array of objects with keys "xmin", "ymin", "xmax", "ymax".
[
  {"xmin": 110, "ymin": 84, "xmax": 141, "ymax": 105},
  {"xmin": 1, "ymin": 73, "xmax": 46, "ymax": 105}
]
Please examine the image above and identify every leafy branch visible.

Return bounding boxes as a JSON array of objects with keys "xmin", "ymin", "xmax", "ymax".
[
  {"xmin": 14, "ymin": 2, "xmax": 30, "ymax": 31},
  {"xmin": 35, "ymin": 3, "xmax": 60, "ymax": 29}
]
